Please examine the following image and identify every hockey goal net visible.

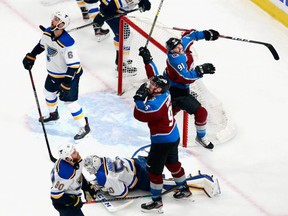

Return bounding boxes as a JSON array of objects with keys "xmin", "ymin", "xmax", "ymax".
[{"xmin": 118, "ymin": 16, "xmax": 236, "ymax": 147}]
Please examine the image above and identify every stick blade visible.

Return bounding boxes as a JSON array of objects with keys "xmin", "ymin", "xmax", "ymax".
[{"xmin": 266, "ymin": 44, "xmax": 280, "ymax": 60}]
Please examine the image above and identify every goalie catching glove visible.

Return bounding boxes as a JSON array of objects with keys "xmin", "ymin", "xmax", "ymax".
[{"xmin": 195, "ymin": 63, "xmax": 216, "ymax": 76}]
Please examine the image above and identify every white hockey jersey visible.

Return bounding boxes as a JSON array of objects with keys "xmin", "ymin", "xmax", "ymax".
[
  {"xmin": 39, "ymin": 28, "xmax": 82, "ymax": 78},
  {"xmin": 50, "ymin": 159, "xmax": 84, "ymax": 199},
  {"xmin": 94, "ymin": 157, "xmax": 138, "ymax": 198}
]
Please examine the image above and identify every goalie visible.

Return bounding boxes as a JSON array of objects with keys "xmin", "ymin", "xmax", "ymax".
[{"xmin": 83, "ymin": 154, "xmax": 221, "ymax": 207}]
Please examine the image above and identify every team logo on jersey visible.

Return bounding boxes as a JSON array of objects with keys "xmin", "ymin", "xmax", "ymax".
[{"xmin": 47, "ymin": 45, "xmax": 58, "ymax": 57}]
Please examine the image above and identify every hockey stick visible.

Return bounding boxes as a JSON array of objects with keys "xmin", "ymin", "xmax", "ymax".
[
  {"xmin": 85, "ymin": 192, "xmax": 134, "ymax": 212},
  {"xmin": 144, "ymin": 0, "xmax": 165, "ymax": 48},
  {"xmin": 84, "ymin": 185, "xmax": 180, "ymax": 203},
  {"xmin": 67, "ymin": 8, "xmax": 140, "ymax": 33},
  {"xmin": 218, "ymin": 35, "xmax": 279, "ymax": 60},
  {"xmin": 170, "ymin": 27, "xmax": 279, "ymax": 61},
  {"xmin": 28, "ymin": 69, "xmax": 57, "ymax": 163}
]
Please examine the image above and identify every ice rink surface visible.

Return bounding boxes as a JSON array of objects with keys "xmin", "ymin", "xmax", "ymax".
[{"xmin": 1, "ymin": 0, "xmax": 288, "ymax": 215}]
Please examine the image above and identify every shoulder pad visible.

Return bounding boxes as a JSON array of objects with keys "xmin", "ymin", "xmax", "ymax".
[{"xmin": 57, "ymin": 159, "xmax": 76, "ymax": 180}]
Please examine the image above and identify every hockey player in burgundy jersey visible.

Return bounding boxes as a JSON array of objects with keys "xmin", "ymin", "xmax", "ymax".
[
  {"xmin": 138, "ymin": 29, "xmax": 219, "ymax": 149},
  {"xmin": 133, "ymin": 75, "xmax": 192, "ymax": 213}
]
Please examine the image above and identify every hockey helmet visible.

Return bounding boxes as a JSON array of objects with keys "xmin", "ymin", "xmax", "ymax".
[
  {"xmin": 151, "ymin": 75, "xmax": 170, "ymax": 92},
  {"xmin": 58, "ymin": 143, "xmax": 75, "ymax": 160},
  {"xmin": 165, "ymin": 37, "xmax": 182, "ymax": 53},
  {"xmin": 53, "ymin": 11, "xmax": 70, "ymax": 30},
  {"xmin": 84, "ymin": 155, "xmax": 102, "ymax": 175}
]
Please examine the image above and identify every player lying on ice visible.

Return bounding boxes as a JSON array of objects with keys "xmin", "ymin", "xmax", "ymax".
[{"xmin": 83, "ymin": 153, "xmax": 221, "ymax": 201}]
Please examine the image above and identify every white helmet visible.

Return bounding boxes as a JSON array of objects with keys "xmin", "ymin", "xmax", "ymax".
[
  {"xmin": 58, "ymin": 143, "xmax": 75, "ymax": 160},
  {"xmin": 53, "ymin": 11, "xmax": 70, "ymax": 30},
  {"xmin": 84, "ymin": 155, "xmax": 102, "ymax": 175}
]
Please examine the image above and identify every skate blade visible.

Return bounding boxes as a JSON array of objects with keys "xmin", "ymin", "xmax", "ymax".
[
  {"xmin": 95, "ymin": 33, "xmax": 110, "ymax": 42},
  {"xmin": 141, "ymin": 207, "xmax": 164, "ymax": 214}
]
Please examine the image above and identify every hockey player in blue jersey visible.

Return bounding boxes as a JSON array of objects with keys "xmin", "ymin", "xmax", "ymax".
[
  {"xmin": 133, "ymin": 75, "xmax": 192, "ymax": 213},
  {"xmin": 92, "ymin": 0, "xmax": 151, "ymax": 76},
  {"xmin": 75, "ymin": 0, "xmax": 110, "ymax": 41},
  {"xmin": 22, "ymin": 11, "xmax": 90, "ymax": 141},
  {"xmin": 138, "ymin": 29, "xmax": 219, "ymax": 149}
]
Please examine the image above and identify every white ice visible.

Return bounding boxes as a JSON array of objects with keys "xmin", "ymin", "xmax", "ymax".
[{"xmin": 1, "ymin": 0, "xmax": 288, "ymax": 215}]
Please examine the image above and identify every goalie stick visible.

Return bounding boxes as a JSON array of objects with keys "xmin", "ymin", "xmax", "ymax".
[
  {"xmin": 85, "ymin": 192, "xmax": 134, "ymax": 212},
  {"xmin": 170, "ymin": 27, "xmax": 279, "ymax": 61},
  {"xmin": 84, "ymin": 184, "xmax": 180, "ymax": 203}
]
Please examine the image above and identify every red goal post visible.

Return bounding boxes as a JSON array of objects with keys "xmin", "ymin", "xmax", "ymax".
[{"xmin": 118, "ymin": 16, "xmax": 236, "ymax": 147}]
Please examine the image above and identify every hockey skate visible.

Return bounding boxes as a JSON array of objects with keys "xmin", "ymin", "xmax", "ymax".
[
  {"xmin": 94, "ymin": 25, "xmax": 110, "ymax": 42},
  {"xmin": 141, "ymin": 199, "xmax": 163, "ymax": 214},
  {"xmin": 116, "ymin": 60, "xmax": 137, "ymax": 78},
  {"xmin": 173, "ymin": 184, "xmax": 192, "ymax": 199},
  {"xmin": 74, "ymin": 117, "xmax": 91, "ymax": 141},
  {"xmin": 39, "ymin": 108, "xmax": 59, "ymax": 123},
  {"xmin": 195, "ymin": 136, "xmax": 214, "ymax": 150}
]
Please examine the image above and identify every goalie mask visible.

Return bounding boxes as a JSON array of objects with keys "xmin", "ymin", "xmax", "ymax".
[{"xmin": 84, "ymin": 155, "xmax": 102, "ymax": 175}]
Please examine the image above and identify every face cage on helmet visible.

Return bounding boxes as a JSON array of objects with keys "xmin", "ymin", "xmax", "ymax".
[
  {"xmin": 51, "ymin": 13, "xmax": 68, "ymax": 31},
  {"xmin": 151, "ymin": 76, "xmax": 169, "ymax": 93}
]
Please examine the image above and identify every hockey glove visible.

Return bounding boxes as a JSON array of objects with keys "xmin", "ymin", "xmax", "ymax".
[
  {"xmin": 195, "ymin": 63, "xmax": 216, "ymax": 76},
  {"xmin": 138, "ymin": 0, "xmax": 151, "ymax": 12},
  {"xmin": 22, "ymin": 53, "xmax": 36, "ymax": 70},
  {"xmin": 66, "ymin": 195, "xmax": 83, "ymax": 209},
  {"xmin": 82, "ymin": 183, "xmax": 97, "ymax": 201},
  {"xmin": 133, "ymin": 83, "xmax": 150, "ymax": 101},
  {"xmin": 203, "ymin": 29, "xmax": 219, "ymax": 41},
  {"xmin": 139, "ymin": 47, "xmax": 153, "ymax": 64},
  {"xmin": 58, "ymin": 76, "xmax": 72, "ymax": 101}
]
